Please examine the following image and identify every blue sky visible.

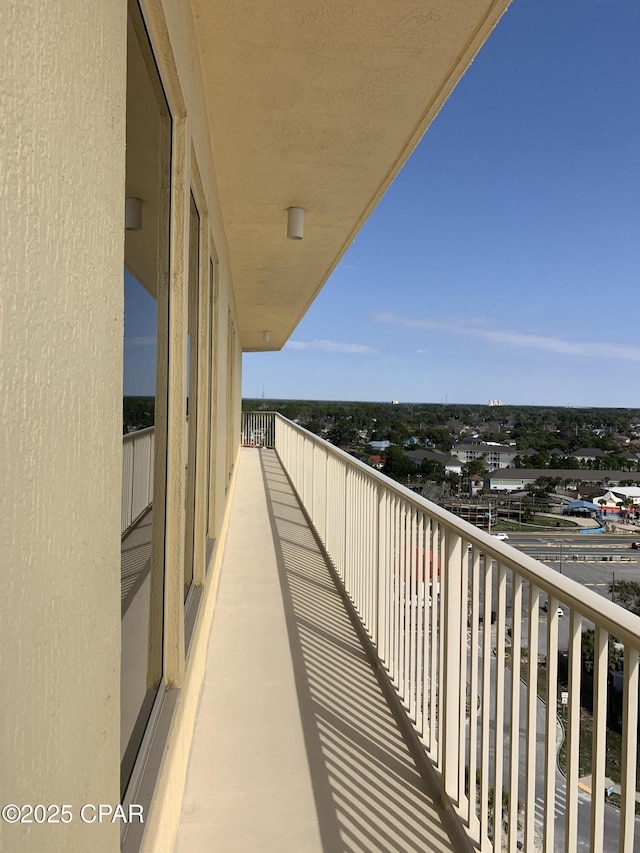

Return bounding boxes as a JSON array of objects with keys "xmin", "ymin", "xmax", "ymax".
[
  {"xmin": 245, "ymin": 0, "xmax": 640, "ymax": 407},
  {"xmin": 127, "ymin": 0, "xmax": 640, "ymax": 406},
  {"xmin": 124, "ymin": 273, "xmax": 157, "ymax": 396}
]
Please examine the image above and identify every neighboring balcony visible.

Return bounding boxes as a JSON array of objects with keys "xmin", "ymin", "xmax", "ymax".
[{"xmin": 125, "ymin": 415, "xmax": 640, "ymax": 851}]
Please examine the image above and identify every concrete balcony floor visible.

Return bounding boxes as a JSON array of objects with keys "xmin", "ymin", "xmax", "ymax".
[{"xmin": 175, "ymin": 448, "xmax": 464, "ymax": 852}]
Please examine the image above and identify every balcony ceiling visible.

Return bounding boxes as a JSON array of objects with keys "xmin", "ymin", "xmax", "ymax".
[{"xmin": 193, "ymin": 0, "xmax": 512, "ymax": 351}]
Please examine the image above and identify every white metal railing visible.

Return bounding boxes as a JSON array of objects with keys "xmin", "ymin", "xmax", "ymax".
[
  {"xmin": 241, "ymin": 410, "xmax": 276, "ymax": 448},
  {"xmin": 122, "ymin": 427, "xmax": 154, "ymax": 537},
  {"xmin": 248, "ymin": 411, "xmax": 640, "ymax": 852}
]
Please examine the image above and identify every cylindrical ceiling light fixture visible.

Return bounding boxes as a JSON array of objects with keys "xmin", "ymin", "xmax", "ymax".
[
  {"xmin": 286, "ymin": 206, "xmax": 304, "ymax": 240},
  {"xmin": 125, "ymin": 197, "xmax": 143, "ymax": 231},
  {"xmin": 262, "ymin": 330, "xmax": 271, "ymax": 343}
]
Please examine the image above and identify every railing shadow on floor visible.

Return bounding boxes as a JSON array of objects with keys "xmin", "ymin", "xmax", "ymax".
[{"xmin": 259, "ymin": 449, "xmax": 465, "ymax": 853}]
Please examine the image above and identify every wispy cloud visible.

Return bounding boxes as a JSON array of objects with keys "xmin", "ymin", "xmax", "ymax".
[
  {"xmin": 285, "ymin": 339, "xmax": 375, "ymax": 354},
  {"xmin": 375, "ymin": 312, "xmax": 640, "ymax": 362},
  {"xmin": 126, "ymin": 336, "xmax": 156, "ymax": 347}
]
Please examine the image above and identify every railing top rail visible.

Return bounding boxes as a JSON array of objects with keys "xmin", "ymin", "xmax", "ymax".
[
  {"xmin": 122, "ymin": 426, "xmax": 155, "ymax": 443},
  {"xmin": 269, "ymin": 411, "xmax": 640, "ymax": 648}
]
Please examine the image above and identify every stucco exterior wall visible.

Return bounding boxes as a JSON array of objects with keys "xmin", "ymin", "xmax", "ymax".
[{"xmin": 0, "ymin": 1, "xmax": 127, "ymax": 851}]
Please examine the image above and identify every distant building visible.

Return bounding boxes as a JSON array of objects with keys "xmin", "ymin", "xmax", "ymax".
[
  {"xmin": 565, "ymin": 500, "xmax": 600, "ymax": 518},
  {"xmin": 571, "ymin": 448, "xmax": 608, "ymax": 463},
  {"xmin": 369, "ymin": 440, "xmax": 391, "ymax": 451},
  {"xmin": 608, "ymin": 486, "xmax": 640, "ymax": 503},
  {"xmin": 488, "ymin": 399, "xmax": 503, "ymax": 407},
  {"xmin": 469, "ymin": 474, "xmax": 484, "ymax": 496},
  {"xmin": 405, "ymin": 449, "xmax": 462, "ymax": 476},
  {"xmin": 591, "ymin": 491, "xmax": 625, "ymax": 514},
  {"xmin": 451, "ymin": 442, "xmax": 517, "ymax": 469},
  {"xmin": 486, "ymin": 469, "xmax": 640, "ymax": 492}
]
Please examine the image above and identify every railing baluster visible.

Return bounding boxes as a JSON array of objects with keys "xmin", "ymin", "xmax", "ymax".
[
  {"xmin": 458, "ymin": 533, "xmax": 469, "ymax": 815},
  {"xmin": 353, "ymin": 471, "xmax": 360, "ymax": 614},
  {"xmin": 493, "ymin": 562, "xmax": 507, "ymax": 852},
  {"xmin": 435, "ymin": 521, "xmax": 444, "ymax": 770},
  {"xmin": 362, "ymin": 474, "xmax": 368, "ymax": 626},
  {"xmin": 392, "ymin": 494, "xmax": 401, "ymax": 686},
  {"xmin": 415, "ymin": 512, "xmax": 425, "ymax": 735},
  {"xmin": 508, "ymin": 572, "xmax": 522, "ymax": 852},
  {"xmin": 468, "ymin": 547, "xmax": 481, "ymax": 841},
  {"xmin": 344, "ymin": 465, "xmax": 352, "ymax": 594},
  {"xmin": 544, "ymin": 596, "xmax": 559, "ymax": 852},
  {"xmin": 480, "ymin": 553, "xmax": 493, "ymax": 843},
  {"xmin": 381, "ymin": 488, "xmax": 390, "ymax": 666},
  {"xmin": 590, "ymin": 626, "xmax": 608, "ymax": 850},
  {"xmin": 364, "ymin": 474, "xmax": 369, "ymax": 625},
  {"xmin": 409, "ymin": 507, "xmax": 418, "ymax": 720},
  {"xmin": 376, "ymin": 485, "xmax": 386, "ymax": 657},
  {"xmin": 421, "ymin": 515, "xmax": 432, "ymax": 750},
  {"xmin": 620, "ymin": 646, "xmax": 639, "ymax": 852},
  {"xmin": 525, "ymin": 582, "xmax": 540, "ymax": 849},
  {"xmin": 442, "ymin": 527, "xmax": 463, "ymax": 804},
  {"xmin": 565, "ymin": 609, "xmax": 582, "ymax": 853},
  {"xmin": 401, "ymin": 500, "xmax": 409, "ymax": 702}
]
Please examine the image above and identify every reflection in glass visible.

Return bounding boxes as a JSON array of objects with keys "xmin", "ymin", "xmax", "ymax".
[
  {"xmin": 121, "ymin": 1, "xmax": 171, "ymax": 798},
  {"xmin": 184, "ymin": 193, "xmax": 199, "ymax": 600}
]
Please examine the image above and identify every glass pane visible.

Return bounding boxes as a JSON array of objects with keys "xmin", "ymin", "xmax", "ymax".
[
  {"xmin": 206, "ymin": 257, "xmax": 218, "ymax": 551},
  {"xmin": 121, "ymin": 1, "xmax": 171, "ymax": 797},
  {"xmin": 184, "ymin": 193, "xmax": 199, "ymax": 600}
]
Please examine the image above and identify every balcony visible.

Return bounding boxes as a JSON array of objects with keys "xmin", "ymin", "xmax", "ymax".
[{"xmin": 165, "ymin": 414, "xmax": 640, "ymax": 851}]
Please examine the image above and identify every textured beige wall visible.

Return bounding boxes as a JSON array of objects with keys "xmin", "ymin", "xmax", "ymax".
[{"xmin": 0, "ymin": 1, "xmax": 127, "ymax": 852}]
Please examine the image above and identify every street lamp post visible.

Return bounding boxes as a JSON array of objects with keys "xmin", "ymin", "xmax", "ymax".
[{"xmin": 612, "ymin": 570, "xmax": 616, "ymax": 604}]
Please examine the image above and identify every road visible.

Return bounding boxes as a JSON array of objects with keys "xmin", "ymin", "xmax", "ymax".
[
  {"xmin": 472, "ymin": 626, "xmax": 640, "ymax": 851},
  {"xmin": 486, "ymin": 533, "xmax": 640, "ymax": 653}
]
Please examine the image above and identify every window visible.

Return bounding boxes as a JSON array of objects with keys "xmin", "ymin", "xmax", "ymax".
[{"xmin": 121, "ymin": 0, "xmax": 171, "ymax": 798}]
